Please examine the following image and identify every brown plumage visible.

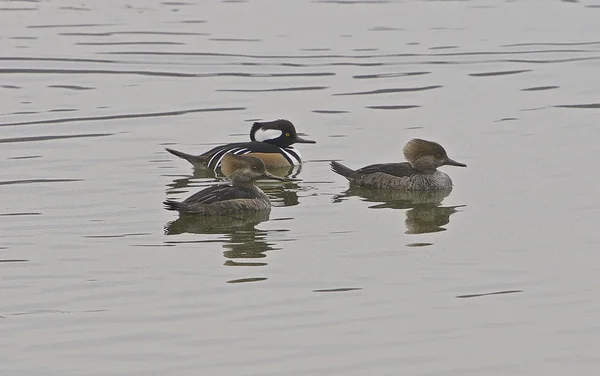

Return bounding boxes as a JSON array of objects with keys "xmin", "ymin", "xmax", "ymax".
[
  {"xmin": 164, "ymin": 154, "xmax": 285, "ymax": 215},
  {"xmin": 331, "ymin": 138, "xmax": 466, "ymax": 191},
  {"xmin": 403, "ymin": 139, "xmax": 447, "ymax": 163}
]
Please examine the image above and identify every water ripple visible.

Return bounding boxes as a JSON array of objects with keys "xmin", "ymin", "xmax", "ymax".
[
  {"xmin": 172, "ymin": 19, "xmax": 207, "ymax": 24},
  {"xmin": 0, "ymin": 107, "xmax": 246, "ymax": 127},
  {"xmin": 0, "ymin": 133, "xmax": 113, "ymax": 143},
  {"xmin": 162, "ymin": 2, "xmax": 194, "ymax": 6},
  {"xmin": 84, "ymin": 233, "xmax": 151, "ymax": 239},
  {"xmin": 369, "ymin": 26, "xmax": 404, "ymax": 31},
  {"xmin": 312, "ymin": 110, "xmax": 349, "ymax": 114},
  {"xmin": 217, "ymin": 86, "xmax": 328, "ymax": 93},
  {"xmin": 60, "ymin": 31, "xmax": 209, "ymax": 36},
  {"xmin": 0, "ymin": 179, "xmax": 83, "ymax": 186},
  {"xmin": 456, "ymin": 290, "xmax": 523, "ymax": 299},
  {"xmin": 227, "ymin": 277, "xmax": 267, "ymax": 284},
  {"xmin": 469, "ymin": 69, "xmax": 532, "ymax": 77},
  {"xmin": 313, "ymin": 288, "xmax": 363, "ymax": 293},
  {"xmin": 503, "ymin": 41, "xmax": 600, "ymax": 47},
  {"xmin": 27, "ymin": 23, "xmax": 119, "ymax": 29},
  {"xmin": 366, "ymin": 105, "xmax": 420, "ymax": 110},
  {"xmin": 215, "ymin": 72, "xmax": 334, "ymax": 77},
  {"xmin": 0, "ymin": 212, "xmax": 41, "ymax": 216},
  {"xmin": 102, "ymin": 49, "xmax": 591, "ymax": 59},
  {"xmin": 0, "ymin": 68, "xmax": 333, "ymax": 79},
  {"xmin": 429, "ymin": 45, "xmax": 459, "ymax": 50},
  {"xmin": 0, "ymin": 56, "xmax": 116, "ymax": 63},
  {"xmin": 334, "ymin": 85, "xmax": 442, "ymax": 96},
  {"xmin": 59, "ymin": 6, "xmax": 90, "ymax": 11},
  {"xmin": 0, "ymin": 7, "xmax": 37, "ymax": 11},
  {"xmin": 7, "ymin": 156, "xmax": 41, "ymax": 160},
  {"xmin": 47, "ymin": 85, "xmax": 95, "ymax": 90},
  {"xmin": 315, "ymin": 0, "xmax": 390, "ymax": 3},
  {"xmin": 521, "ymin": 86, "xmax": 559, "ymax": 91},
  {"xmin": 0, "ymin": 68, "xmax": 200, "ymax": 78},
  {"xmin": 506, "ymin": 57, "xmax": 600, "ymax": 64},
  {"xmin": 554, "ymin": 103, "xmax": 600, "ymax": 109},
  {"xmin": 353, "ymin": 71, "xmax": 430, "ymax": 79},
  {"xmin": 210, "ymin": 38, "xmax": 262, "ymax": 42},
  {"xmin": 76, "ymin": 42, "xmax": 186, "ymax": 46}
]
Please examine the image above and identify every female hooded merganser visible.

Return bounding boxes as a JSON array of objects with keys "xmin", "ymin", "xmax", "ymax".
[
  {"xmin": 330, "ymin": 139, "xmax": 466, "ymax": 190},
  {"xmin": 164, "ymin": 154, "xmax": 284, "ymax": 215},
  {"xmin": 165, "ymin": 119, "xmax": 316, "ymax": 171}
]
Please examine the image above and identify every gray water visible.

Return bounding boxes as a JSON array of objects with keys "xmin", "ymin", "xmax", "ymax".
[{"xmin": 2, "ymin": 0, "xmax": 600, "ymax": 375}]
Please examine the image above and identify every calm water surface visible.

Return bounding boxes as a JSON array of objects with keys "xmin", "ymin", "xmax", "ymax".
[{"xmin": 2, "ymin": 0, "xmax": 600, "ymax": 375}]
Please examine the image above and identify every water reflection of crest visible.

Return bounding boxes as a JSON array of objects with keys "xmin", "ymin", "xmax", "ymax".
[
  {"xmin": 333, "ymin": 187, "xmax": 465, "ymax": 234},
  {"xmin": 258, "ymin": 180, "xmax": 301, "ymax": 207}
]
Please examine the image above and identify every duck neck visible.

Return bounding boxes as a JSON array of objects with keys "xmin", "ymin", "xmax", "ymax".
[
  {"xmin": 230, "ymin": 174, "xmax": 255, "ymax": 188},
  {"xmin": 409, "ymin": 159, "xmax": 438, "ymax": 174}
]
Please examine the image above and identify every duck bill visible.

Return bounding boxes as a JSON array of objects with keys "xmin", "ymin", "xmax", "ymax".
[
  {"xmin": 294, "ymin": 136, "xmax": 316, "ymax": 144},
  {"xmin": 445, "ymin": 158, "xmax": 467, "ymax": 167},
  {"xmin": 260, "ymin": 171, "xmax": 286, "ymax": 181}
]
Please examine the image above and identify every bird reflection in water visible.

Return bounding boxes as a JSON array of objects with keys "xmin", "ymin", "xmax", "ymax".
[
  {"xmin": 164, "ymin": 210, "xmax": 279, "ymax": 268},
  {"xmin": 164, "ymin": 166, "xmax": 302, "ymax": 275},
  {"xmin": 333, "ymin": 187, "xmax": 464, "ymax": 234}
]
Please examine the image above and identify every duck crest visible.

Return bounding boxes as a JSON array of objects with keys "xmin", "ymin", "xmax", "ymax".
[
  {"xmin": 403, "ymin": 139, "xmax": 446, "ymax": 162},
  {"xmin": 250, "ymin": 120, "xmax": 291, "ymax": 142}
]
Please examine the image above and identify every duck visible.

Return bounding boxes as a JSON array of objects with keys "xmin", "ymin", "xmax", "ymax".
[
  {"xmin": 330, "ymin": 139, "xmax": 466, "ymax": 190},
  {"xmin": 164, "ymin": 154, "xmax": 284, "ymax": 215},
  {"xmin": 165, "ymin": 119, "xmax": 316, "ymax": 171}
]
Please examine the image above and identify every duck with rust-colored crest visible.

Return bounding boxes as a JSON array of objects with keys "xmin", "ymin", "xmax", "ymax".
[
  {"xmin": 331, "ymin": 139, "xmax": 466, "ymax": 191},
  {"xmin": 164, "ymin": 154, "xmax": 285, "ymax": 215}
]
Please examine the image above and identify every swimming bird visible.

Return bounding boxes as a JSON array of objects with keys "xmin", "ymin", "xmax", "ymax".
[
  {"xmin": 165, "ymin": 119, "xmax": 316, "ymax": 171},
  {"xmin": 164, "ymin": 154, "xmax": 284, "ymax": 215},
  {"xmin": 330, "ymin": 139, "xmax": 466, "ymax": 190}
]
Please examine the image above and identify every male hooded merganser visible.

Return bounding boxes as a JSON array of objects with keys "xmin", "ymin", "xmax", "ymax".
[
  {"xmin": 330, "ymin": 139, "xmax": 466, "ymax": 190},
  {"xmin": 164, "ymin": 154, "xmax": 284, "ymax": 215},
  {"xmin": 165, "ymin": 119, "xmax": 316, "ymax": 171}
]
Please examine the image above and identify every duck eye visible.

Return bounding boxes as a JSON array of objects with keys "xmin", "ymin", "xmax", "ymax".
[{"xmin": 285, "ymin": 132, "xmax": 291, "ymax": 137}]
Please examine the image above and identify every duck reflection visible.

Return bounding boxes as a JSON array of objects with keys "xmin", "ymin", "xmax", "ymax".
[
  {"xmin": 164, "ymin": 210, "xmax": 279, "ymax": 266},
  {"xmin": 166, "ymin": 168, "xmax": 219, "ymax": 192},
  {"xmin": 333, "ymin": 187, "xmax": 464, "ymax": 234},
  {"xmin": 163, "ymin": 161, "xmax": 305, "ymax": 280},
  {"xmin": 257, "ymin": 179, "xmax": 302, "ymax": 207}
]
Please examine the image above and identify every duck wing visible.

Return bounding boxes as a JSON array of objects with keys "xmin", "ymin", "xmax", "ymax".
[
  {"xmin": 356, "ymin": 162, "xmax": 418, "ymax": 178},
  {"xmin": 201, "ymin": 142, "xmax": 285, "ymax": 169},
  {"xmin": 180, "ymin": 184, "xmax": 255, "ymax": 205}
]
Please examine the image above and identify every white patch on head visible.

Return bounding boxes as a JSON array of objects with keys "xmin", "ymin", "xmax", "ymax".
[{"xmin": 254, "ymin": 128, "xmax": 283, "ymax": 142}]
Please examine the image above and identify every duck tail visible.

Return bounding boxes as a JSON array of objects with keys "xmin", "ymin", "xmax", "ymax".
[
  {"xmin": 330, "ymin": 161, "xmax": 356, "ymax": 181},
  {"xmin": 163, "ymin": 199, "xmax": 184, "ymax": 211},
  {"xmin": 165, "ymin": 148, "xmax": 209, "ymax": 168}
]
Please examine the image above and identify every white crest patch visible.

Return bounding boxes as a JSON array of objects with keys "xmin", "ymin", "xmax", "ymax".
[{"xmin": 254, "ymin": 128, "xmax": 282, "ymax": 142}]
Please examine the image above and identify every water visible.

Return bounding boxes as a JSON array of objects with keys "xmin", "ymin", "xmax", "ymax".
[{"xmin": 2, "ymin": 0, "xmax": 600, "ymax": 374}]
